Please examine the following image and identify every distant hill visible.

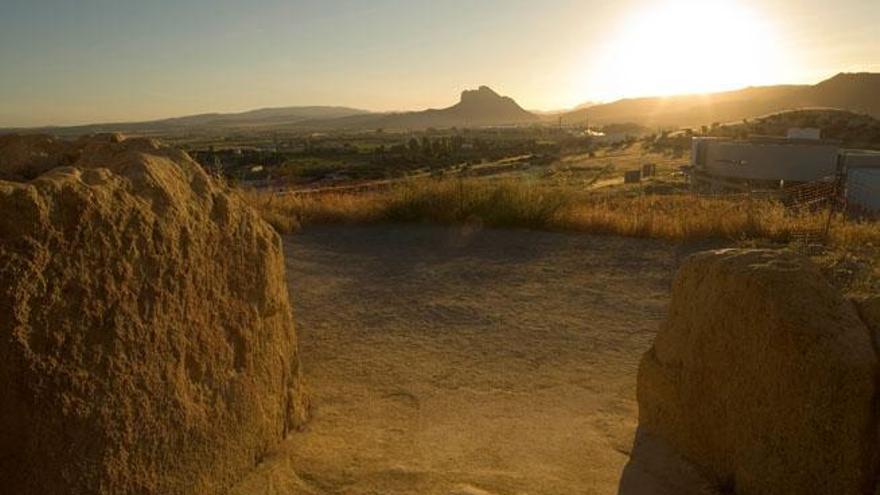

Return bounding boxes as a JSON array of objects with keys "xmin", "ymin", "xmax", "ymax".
[
  {"xmin": 796, "ymin": 73, "xmax": 880, "ymax": 116},
  {"xmin": 561, "ymin": 85, "xmax": 807, "ymax": 128},
  {"xmin": 307, "ymin": 86, "xmax": 539, "ymax": 130},
  {"xmin": 155, "ymin": 106, "xmax": 372, "ymax": 127},
  {"xmin": 5, "ymin": 106, "xmax": 371, "ymax": 136},
  {"xmin": 711, "ymin": 108, "xmax": 880, "ymax": 149},
  {"xmin": 561, "ymin": 73, "xmax": 880, "ymax": 128},
  {"xmin": 6, "ymin": 74, "xmax": 878, "ymax": 135},
  {"xmin": 3, "ymin": 86, "xmax": 538, "ymax": 135},
  {"xmin": 534, "ymin": 101, "xmax": 597, "ymax": 119}
]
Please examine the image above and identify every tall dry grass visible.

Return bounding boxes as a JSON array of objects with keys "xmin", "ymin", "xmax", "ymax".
[
  {"xmin": 382, "ymin": 179, "xmax": 569, "ymax": 228},
  {"xmin": 241, "ymin": 179, "xmax": 570, "ymax": 232},
  {"xmin": 241, "ymin": 178, "xmax": 880, "ymax": 248},
  {"xmin": 556, "ymin": 195, "xmax": 829, "ymax": 243},
  {"xmin": 240, "ymin": 189, "xmax": 384, "ymax": 232}
]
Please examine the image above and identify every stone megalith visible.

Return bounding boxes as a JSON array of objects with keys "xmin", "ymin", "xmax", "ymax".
[
  {"xmin": 0, "ymin": 134, "xmax": 308, "ymax": 494},
  {"xmin": 636, "ymin": 249, "xmax": 878, "ymax": 495}
]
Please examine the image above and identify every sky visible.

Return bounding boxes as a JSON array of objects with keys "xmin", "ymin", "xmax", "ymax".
[{"xmin": 0, "ymin": 0, "xmax": 877, "ymax": 127}]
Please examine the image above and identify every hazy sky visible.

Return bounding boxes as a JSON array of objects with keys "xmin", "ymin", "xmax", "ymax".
[{"xmin": 1, "ymin": 0, "xmax": 877, "ymax": 126}]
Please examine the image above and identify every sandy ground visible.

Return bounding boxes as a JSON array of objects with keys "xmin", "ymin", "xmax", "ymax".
[{"xmin": 234, "ymin": 225, "xmax": 688, "ymax": 495}]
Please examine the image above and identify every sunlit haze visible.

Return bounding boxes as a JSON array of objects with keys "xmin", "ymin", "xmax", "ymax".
[
  {"xmin": 584, "ymin": 1, "xmax": 789, "ymax": 99},
  {"xmin": 0, "ymin": 0, "xmax": 877, "ymax": 126}
]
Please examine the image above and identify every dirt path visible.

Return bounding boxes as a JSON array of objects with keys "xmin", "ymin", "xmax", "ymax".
[{"xmin": 235, "ymin": 225, "xmax": 685, "ymax": 495}]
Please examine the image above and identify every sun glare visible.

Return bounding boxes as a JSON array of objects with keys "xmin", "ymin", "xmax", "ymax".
[{"xmin": 584, "ymin": 1, "xmax": 792, "ymax": 101}]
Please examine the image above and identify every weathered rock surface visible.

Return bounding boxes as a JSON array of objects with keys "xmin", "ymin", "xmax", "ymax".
[
  {"xmin": 618, "ymin": 428, "xmax": 720, "ymax": 495},
  {"xmin": 636, "ymin": 249, "xmax": 879, "ymax": 495},
  {"xmin": 0, "ymin": 134, "xmax": 308, "ymax": 494},
  {"xmin": 0, "ymin": 134, "xmax": 73, "ymax": 180}
]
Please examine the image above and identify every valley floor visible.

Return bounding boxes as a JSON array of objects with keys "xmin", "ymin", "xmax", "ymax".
[{"xmin": 234, "ymin": 225, "xmax": 688, "ymax": 495}]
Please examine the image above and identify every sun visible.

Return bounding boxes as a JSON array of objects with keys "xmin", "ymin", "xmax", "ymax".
[{"xmin": 583, "ymin": 1, "xmax": 792, "ymax": 101}]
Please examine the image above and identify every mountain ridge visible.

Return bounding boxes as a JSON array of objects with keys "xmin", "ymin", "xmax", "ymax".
[
  {"xmin": 3, "ymin": 106, "xmax": 371, "ymax": 136},
  {"xmin": 300, "ymin": 86, "xmax": 539, "ymax": 130},
  {"xmin": 3, "ymin": 73, "xmax": 879, "ymax": 135},
  {"xmin": 560, "ymin": 73, "xmax": 880, "ymax": 127},
  {"xmin": 2, "ymin": 86, "xmax": 538, "ymax": 135}
]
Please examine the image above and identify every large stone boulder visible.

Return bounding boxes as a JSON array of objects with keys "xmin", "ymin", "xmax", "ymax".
[
  {"xmin": 637, "ymin": 249, "xmax": 878, "ymax": 495},
  {"xmin": 0, "ymin": 134, "xmax": 309, "ymax": 494},
  {"xmin": 0, "ymin": 134, "xmax": 74, "ymax": 180}
]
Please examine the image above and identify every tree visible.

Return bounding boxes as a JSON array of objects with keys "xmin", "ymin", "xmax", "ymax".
[{"xmin": 451, "ymin": 135, "xmax": 464, "ymax": 152}]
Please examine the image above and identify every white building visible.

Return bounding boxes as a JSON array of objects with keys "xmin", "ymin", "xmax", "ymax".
[{"xmin": 786, "ymin": 128, "xmax": 822, "ymax": 140}]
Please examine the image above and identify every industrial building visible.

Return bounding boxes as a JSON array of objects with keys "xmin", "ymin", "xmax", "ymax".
[
  {"xmin": 843, "ymin": 151, "xmax": 880, "ymax": 215},
  {"xmin": 691, "ymin": 135, "xmax": 880, "ymax": 215}
]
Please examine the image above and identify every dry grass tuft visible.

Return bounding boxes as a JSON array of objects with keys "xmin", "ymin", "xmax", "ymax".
[
  {"xmin": 243, "ymin": 178, "xmax": 880, "ymax": 294},
  {"xmin": 240, "ymin": 179, "xmax": 570, "ymax": 232},
  {"xmin": 241, "ymin": 178, "xmax": 880, "ymax": 250},
  {"xmin": 381, "ymin": 179, "xmax": 570, "ymax": 229},
  {"xmin": 239, "ymin": 189, "xmax": 382, "ymax": 233},
  {"xmin": 555, "ymin": 194, "xmax": 832, "ymax": 243}
]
